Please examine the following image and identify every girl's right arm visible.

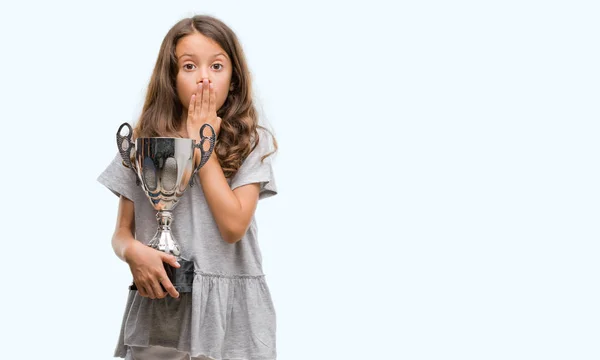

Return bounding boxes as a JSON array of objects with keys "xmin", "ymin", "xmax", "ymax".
[{"xmin": 112, "ymin": 196, "xmax": 180, "ymax": 299}]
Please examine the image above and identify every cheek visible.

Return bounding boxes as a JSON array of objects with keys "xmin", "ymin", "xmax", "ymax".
[
  {"xmin": 216, "ymin": 91, "xmax": 227, "ymax": 109},
  {"xmin": 176, "ymin": 76, "xmax": 193, "ymax": 109},
  {"xmin": 179, "ymin": 93, "xmax": 191, "ymax": 110},
  {"xmin": 213, "ymin": 83, "xmax": 230, "ymax": 109}
]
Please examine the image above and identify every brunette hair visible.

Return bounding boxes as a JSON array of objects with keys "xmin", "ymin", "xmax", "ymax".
[{"xmin": 133, "ymin": 14, "xmax": 277, "ymax": 178}]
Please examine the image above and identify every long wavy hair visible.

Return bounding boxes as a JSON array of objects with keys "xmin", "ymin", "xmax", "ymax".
[{"xmin": 133, "ymin": 15, "xmax": 277, "ymax": 178}]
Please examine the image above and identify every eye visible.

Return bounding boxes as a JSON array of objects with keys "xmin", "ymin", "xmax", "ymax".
[
  {"xmin": 212, "ymin": 63, "xmax": 223, "ymax": 70},
  {"xmin": 183, "ymin": 64, "xmax": 196, "ymax": 70}
]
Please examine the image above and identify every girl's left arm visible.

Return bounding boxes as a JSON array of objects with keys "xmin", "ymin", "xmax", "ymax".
[{"xmin": 197, "ymin": 152, "xmax": 260, "ymax": 244}]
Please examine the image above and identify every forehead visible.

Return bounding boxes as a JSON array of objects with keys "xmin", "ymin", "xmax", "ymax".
[{"xmin": 175, "ymin": 32, "xmax": 228, "ymax": 59}]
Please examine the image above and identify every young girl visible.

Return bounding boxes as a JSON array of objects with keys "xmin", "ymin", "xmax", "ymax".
[{"xmin": 97, "ymin": 15, "xmax": 279, "ymax": 360}]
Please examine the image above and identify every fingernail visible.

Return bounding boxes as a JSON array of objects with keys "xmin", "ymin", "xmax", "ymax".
[
  {"xmin": 175, "ymin": 261, "xmax": 180, "ymax": 267},
  {"xmin": 209, "ymin": 83, "xmax": 214, "ymax": 89}
]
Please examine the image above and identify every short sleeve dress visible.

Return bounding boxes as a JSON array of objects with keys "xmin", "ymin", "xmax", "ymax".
[{"xmin": 97, "ymin": 129, "xmax": 278, "ymax": 360}]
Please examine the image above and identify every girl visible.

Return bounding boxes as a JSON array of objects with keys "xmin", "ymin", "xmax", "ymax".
[{"xmin": 97, "ymin": 15, "xmax": 279, "ymax": 360}]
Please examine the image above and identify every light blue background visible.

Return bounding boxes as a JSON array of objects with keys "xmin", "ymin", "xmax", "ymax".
[{"xmin": 0, "ymin": 1, "xmax": 598, "ymax": 359}]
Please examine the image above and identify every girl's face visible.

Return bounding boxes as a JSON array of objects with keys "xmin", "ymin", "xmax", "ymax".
[{"xmin": 175, "ymin": 32, "xmax": 233, "ymax": 114}]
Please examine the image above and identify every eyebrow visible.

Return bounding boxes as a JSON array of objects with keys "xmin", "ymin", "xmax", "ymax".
[{"xmin": 177, "ymin": 52, "xmax": 228, "ymax": 60}]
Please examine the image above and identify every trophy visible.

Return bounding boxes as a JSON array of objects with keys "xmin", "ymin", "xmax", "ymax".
[{"xmin": 116, "ymin": 122, "xmax": 216, "ymax": 294}]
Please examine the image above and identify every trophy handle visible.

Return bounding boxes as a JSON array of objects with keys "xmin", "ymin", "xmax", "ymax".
[
  {"xmin": 189, "ymin": 124, "xmax": 216, "ymax": 186},
  {"xmin": 116, "ymin": 122, "xmax": 141, "ymax": 186}
]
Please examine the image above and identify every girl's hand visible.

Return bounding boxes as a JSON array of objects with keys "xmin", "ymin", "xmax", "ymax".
[
  {"xmin": 186, "ymin": 78, "xmax": 221, "ymax": 144},
  {"xmin": 124, "ymin": 241, "xmax": 181, "ymax": 299}
]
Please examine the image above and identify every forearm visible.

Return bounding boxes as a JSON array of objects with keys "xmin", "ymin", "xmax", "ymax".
[
  {"xmin": 112, "ymin": 228, "xmax": 137, "ymax": 262},
  {"xmin": 197, "ymin": 153, "xmax": 248, "ymax": 243}
]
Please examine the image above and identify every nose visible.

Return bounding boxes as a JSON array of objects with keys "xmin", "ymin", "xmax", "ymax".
[{"xmin": 197, "ymin": 74, "xmax": 211, "ymax": 84}]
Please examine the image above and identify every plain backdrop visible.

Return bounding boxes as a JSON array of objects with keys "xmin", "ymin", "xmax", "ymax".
[{"xmin": 0, "ymin": 1, "xmax": 598, "ymax": 359}]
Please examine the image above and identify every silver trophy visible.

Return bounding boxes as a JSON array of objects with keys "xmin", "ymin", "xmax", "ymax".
[{"xmin": 116, "ymin": 122, "xmax": 216, "ymax": 294}]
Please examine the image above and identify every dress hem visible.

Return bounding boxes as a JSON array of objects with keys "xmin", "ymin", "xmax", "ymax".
[{"xmin": 116, "ymin": 342, "xmax": 277, "ymax": 360}]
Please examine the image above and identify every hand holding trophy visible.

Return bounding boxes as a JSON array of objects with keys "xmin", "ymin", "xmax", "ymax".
[{"xmin": 116, "ymin": 122, "xmax": 216, "ymax": 296}]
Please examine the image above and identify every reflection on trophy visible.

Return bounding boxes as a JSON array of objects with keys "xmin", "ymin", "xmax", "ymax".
[{"xmin": 116, "ymin": 122, "xmax": 216, "ymax": 294}]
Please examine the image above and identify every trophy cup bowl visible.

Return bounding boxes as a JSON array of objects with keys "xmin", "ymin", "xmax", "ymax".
[{"xmin": 116, "ymin": 122, "xmax": 216, "ymax": 294}]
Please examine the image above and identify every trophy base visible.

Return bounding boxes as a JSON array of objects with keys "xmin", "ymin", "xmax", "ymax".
[{"xmin": 129, "ymin": 257, "xmax": 194, "ymax": 295}]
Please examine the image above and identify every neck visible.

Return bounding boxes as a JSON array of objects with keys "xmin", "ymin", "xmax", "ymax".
[{"xmin": 177, "ymin": 113, "xmax": 189, "ymax": 138}]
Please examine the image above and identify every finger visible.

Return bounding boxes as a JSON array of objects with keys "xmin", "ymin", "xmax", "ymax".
[
  {"xmin": 161, "ymin": 253, "xmax": 181, "ymax": 268},
  {"xmin": 208, "ymin": 82, "xmax": 216, "ymax": 115},
  {"xmin": 160, "ymin": 277, "xmax": 180, "ymax": 298},
  {"xmin": 187, "ymin": 94, "xmax": 196, "ymax": 122},
  {"xmin": 140, "ymin": 276, "xmax": 158, "ymax": 299},
  {"xmin": 150, "ymin": 276, "xmax": 166, "ymax": 299},
  {"xmin": 201, "ymin": 78, "xmax": 210, "ymax": 116},
  {"xmin": 136, "ymin": 281, "xmax": 148, "ymax": 297},
  {"xmin": 195, "ymin": 82, "xmax": 203, "ymax": 119},
  {"xmin": 146, "ymin": 284, "xmax": 157, "ymax": 299},
  {"xmin": 141, "ymin": 281, "xmax": 156, "ymax": 299}
]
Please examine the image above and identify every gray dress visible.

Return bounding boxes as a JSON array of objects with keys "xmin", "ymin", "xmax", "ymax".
[{"xmin": 97, "ymin": 130, "xmax": 278, "ymax": 360}]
